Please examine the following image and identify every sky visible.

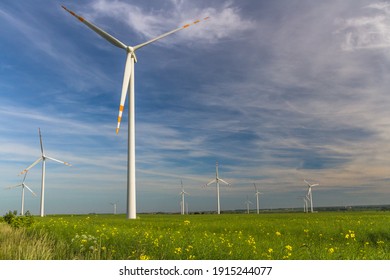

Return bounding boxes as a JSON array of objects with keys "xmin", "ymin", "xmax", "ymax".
[{"xmin": 1, "ymin": 0, "xmax": 390, "ymax": 215}]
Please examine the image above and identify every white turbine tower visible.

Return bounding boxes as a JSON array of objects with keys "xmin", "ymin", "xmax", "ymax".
[
  {"xmin": 254, "ymin": 183, "xmax": 262, "ymax": 214},
  {"xmin": 62, "ymin": 6, "xmax": 209, "ymax": 219},
  {"xmin": 204, "ymin": 161, "xmax": 230, "ymax": 214},
  {"xmin": 179, "ymin": 180, "xmax": 189, "ymax": 215},
  {"xmin": 304, "ymin": 196, "xmax": 309, "ymax": 213},
  {"xmin": 245, "ymin": 195, "xmax": 253, "ymax": 214},
  {"xmin": 297, "ymin": 196, "xmax": 308, "ymax": 213},
  {"xmin": 6, "ymin": 171, "xmax": 36, "ymax": 215},
  {"xmin": 304, "ymin": 179, "xmax": 319, "ymax": 213},
  {"xmin": 21, "ymin": 128, "xmax": 71, "ymax": 217}
]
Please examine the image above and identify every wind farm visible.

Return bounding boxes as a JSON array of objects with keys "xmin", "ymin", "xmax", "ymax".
[
  {"xmin": 2, "ymin": 1, "xmax": 390, "ymax": 216},
  {"xmin": 1, "ymin": 1, "xmax": 390, "ymax": 265}
]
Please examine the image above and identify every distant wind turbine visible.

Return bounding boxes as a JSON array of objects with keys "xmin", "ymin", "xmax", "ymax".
[
  {"xmin": 245, "ymin": 195, "xmax": 253, "ymax": 214},
  {"xmin": 297, "ymin": 196, "xmax": 308, "ymax": 213},
  {"xmin": 304, "ymin": 179, "xmax": 319, "ymax": 213},
  {"xmin": 62, "ymin": 6, "xmax": 209, "ymax": 219},
  {"xmin": 179, "ymin": 180, "xmax": 189, "ymax": 215},
  {"xmin": 21, "ymin": 128, "xmax": 71, "ymax": 217},
  {"xmin": 304, "ymin": 196, "xmax": 309, "ymax": 213},
  {"xmin": 253, "ymin": 183, "xmax": 262, "ymax": 214},
  {"xmin": 204, "ymin": 161, "xmax": 230, "ymax": 214},
  {"xmin": 5, "ymin": 171, "xmax": 36, "ymax": 216},
  {"xmin": 110, "ymin": 202, "xmax": 118, "ymax": 214}
]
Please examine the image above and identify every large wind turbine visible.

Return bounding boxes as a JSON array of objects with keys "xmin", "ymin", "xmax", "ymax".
[
  {"xmin": 253, "ymin": 183, "xmax": 262, "ymax": 214},
  {"xmin": 179, "ymin": 180, "xmax": 189, "ymax": 215},
  {"xmin": 204, "ymin": 161, "xmax": 230, "ymax": 214},
  {"xmin": 6, "ymin": 171, "xmax": 36, "ymax": 215},
  {"xmin": 21, "ymin": 128, "xmax": 71, "ymax": 217},
  {"xmin": 62, "ymin": 6, "xmax": 209, "ymax": 219},
  {"xmin": 304, "ymin": 179, "xmax": 319, "ymax": 213}
]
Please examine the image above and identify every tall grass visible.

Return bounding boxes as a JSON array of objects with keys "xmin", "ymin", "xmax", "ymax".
[{"xmin": 0, "ymin": 223, "xmax": 54, "ymax": 260}]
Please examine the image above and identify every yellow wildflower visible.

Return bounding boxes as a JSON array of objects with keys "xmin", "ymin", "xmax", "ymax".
[
  {"xmin": 139, "ymin": 254, "xmax": 150, "ymax": 260},
  {"xmin": 174, "ymin": 247, "xmax": 182, "ymax": 254},
  {"xmin": 186, "ymin": 245, "xmax": 193, "ymax": 252},
  {"xmin": 285, "ymin": 245, "xmax": 293, "ymax": 251}
]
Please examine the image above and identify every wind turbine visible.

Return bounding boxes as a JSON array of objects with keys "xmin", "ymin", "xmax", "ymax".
[
  {"xmin": 245, "ymin": 195, "xmax": 253, "ymax": 214},
  {"xmin": 110, "ymin": 202, "xmax": 118, "ymax": 214},
  {"xmin": 297, "ymin": 196, "xmax": 308, "ymax": 213},
  {"xmin": 6, "ymin": 171, "xmax": 36, "ymax": 215},
  {"xmin": 21, "ymin": 128, "xmax": 71, "ymax": 217},
  {"xmin": 179, "ymin": 180, "xmax": 189, "ymax": 215},
  {"xmin": 304, "ymin": 179, "xmax": 319, "ymax": 213},
  {"xmin": 253, "ymin": 183, "xmax": 262, "ymax": 214},
  {"xmin": 303, "ymin": 196, "xmax": 309, "ymax": 213},
  {"xmin": 62, "ymin": 6, "xmax": 209, "ymax": 219},
  {"xmin": 204, "ymin": 161, "xmax": 230, "ymax": 214}
]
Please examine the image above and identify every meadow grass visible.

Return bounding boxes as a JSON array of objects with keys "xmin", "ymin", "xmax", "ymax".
[
  {"xmin": 13, "ymin": 211, "xmax": 389, "ymax": 260},
  {"xmin": 0, "ymin": 223, "xmax": 55, "ymax": 260}
]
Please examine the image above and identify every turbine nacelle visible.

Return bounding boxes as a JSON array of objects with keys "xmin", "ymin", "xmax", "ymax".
[
  {"xmin": 304, "ymin": 179, "xmax": 319, "ymax": 188},
  {"xmin": 126, "ymin": 46, "xmax": 138, "ymax": 63}
]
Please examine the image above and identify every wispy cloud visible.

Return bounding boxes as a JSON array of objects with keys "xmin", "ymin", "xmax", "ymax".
[
  {"xmin": 336, "ymin": 2, "xmax": 390, "ymax": 50},
  {"xmin": 86, "ymin": 0, "xmax": 254, "ymax": 45}
]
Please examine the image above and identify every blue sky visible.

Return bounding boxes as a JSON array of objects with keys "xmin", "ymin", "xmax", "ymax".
[{"xmin": 1, "ymin": 0, "xmax": 390, "ymax": 215}]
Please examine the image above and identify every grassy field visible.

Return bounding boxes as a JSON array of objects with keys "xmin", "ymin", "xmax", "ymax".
[{"xmin": 1, "ymin": 211, "xmax": 389, "ymax": 260}]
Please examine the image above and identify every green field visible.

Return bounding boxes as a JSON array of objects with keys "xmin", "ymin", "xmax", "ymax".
[{"xmin": 1, "ymin": 211, "xmax": 389, "ymax": 260}]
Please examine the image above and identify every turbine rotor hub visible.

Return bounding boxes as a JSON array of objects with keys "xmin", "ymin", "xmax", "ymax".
[
  {"xmin": 127, "ymin": 46, "xmax": 134, "ymax": 53},
  {"xmin": 127, "ymin": 46, "xmax": 137, "ymax": 62}
]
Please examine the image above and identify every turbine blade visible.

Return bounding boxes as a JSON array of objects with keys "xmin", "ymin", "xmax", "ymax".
[
  {"xmin": 21, "ymin": 172, "xmax": 28, "ymax": 183},
  {"xmin": 45, "ymin": 156, "xmax": 72, "ymax": 166},
  {"xmin": 219, "ymin": 178, "xmax": 230, "ymax": 185},
  {"xmin": 62, "ymin": 6, "xmax": 127, "ymax": 50},
  {"xmin": 5, "ymin": 183, "xmax": 22, "ymax": 189},
  {"xmin": 206, "ymin": 179, "xmax": 216, "ymax": 186},
  {"xmin": 134, "ymin": 16, "xmax": 210, "ymax": 51},
  {"xmin": 20, "ymin": 157, "xmax": 42, "ymax": 174},
  {"xmin": 116, "ymin": 53, "xmax": 133, "ymax": 134},
  {"xmin": 38, "ymin": 128, "xmax": 44, "ymax": 155},
  {"xmin": 24, "ymin": 185, "xmax": 37, "ymax": 197}
]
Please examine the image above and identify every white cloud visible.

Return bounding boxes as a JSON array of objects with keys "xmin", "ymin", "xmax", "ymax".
[
  {"xmin": 88, "ymin": 0, "xmax": 254, "ymax": 45},
  {"xmin": 337, "ymin": 2, "xmax": 390, "ymax": 50}
]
